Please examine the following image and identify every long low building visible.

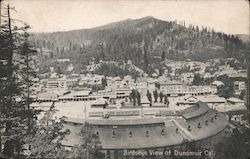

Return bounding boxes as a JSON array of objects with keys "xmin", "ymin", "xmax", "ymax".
[
  {"xmin": 58, "ymin": 89, "xmax": 131, "ymax": 102},
  {"xmin": 61, "ymin": 101, "xmax": 228, "ymax": 159},
  {"xmin": 177, "ymin": 95, "xmax": 227, "ymax": 106},
  {"xmin": 156, "ymin": 81, "xmax": 217, "ymax": 96}
]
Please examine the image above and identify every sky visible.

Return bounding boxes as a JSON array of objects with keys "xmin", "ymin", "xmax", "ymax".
[{"xmin": 3, "ymin": 0, "xmax": 250, "ymax": 34}]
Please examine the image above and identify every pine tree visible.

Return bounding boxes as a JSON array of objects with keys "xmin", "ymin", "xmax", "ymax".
[
  {"xmin": 146, "ymin": 90, "xmax": 152, "ymax": 106},
  {"xmin": 0, "ymin": 4, "xmax": 37, "ymax": 157},
  {"xmin": 164, "ymin": 95, "xmax": 169, "ymax": 106},
  {"xmin": 136, "ymin": 91, "xmax": 141, "ymax": 106},
  {"xmin": 161, "ymin": 51, "xmax": 165, "ymax": 61},
  {"xmin": 101, "ymin": 77, "xmax": 107, "ymax": 88},
  {"xmin": 100, "ymin": 43, "xmax": 105, "ymax": 59},
  {"xmin": 159, "ymin": 92, "xmax": 163, "ymax": 103},
  {"xmin": 153, "ymin": 89, "xmax": 158, "ymax": 102},
  {"xmin": 24, "ymin": 117, "xmax": 70, "ymax": 158},
  {"xmin": 19, "ymin": 26, "xmax": 39, "ymax": 132},
  {"xmin": 0, "ymin": 5, "xmax": 23, "ymax": 157},
  {"xmin": 130, "ymin": 89, "xmax": 136, "ymax": 106}
]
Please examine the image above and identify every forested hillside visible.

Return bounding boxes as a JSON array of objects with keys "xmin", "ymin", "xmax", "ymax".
[{"xmin": 33, "ymin": 16, "xmax": 249, "ymax": 64}]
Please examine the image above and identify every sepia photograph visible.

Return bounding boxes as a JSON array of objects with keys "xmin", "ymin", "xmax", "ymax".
[{"xmin": 0, "ymin": 0, "xmax": 249, "ymax": 158}]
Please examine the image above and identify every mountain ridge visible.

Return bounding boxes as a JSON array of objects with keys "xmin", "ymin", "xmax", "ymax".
[{"xmin": 33, "ymin": 16, "xmax": 248, "ymax": 65}]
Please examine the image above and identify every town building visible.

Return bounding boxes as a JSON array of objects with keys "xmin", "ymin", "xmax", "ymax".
[
  {"xmin": 227, "ymin": 97, "xmax": 245, "ymax": 105},
  {"xmin": 46, "ymin": 79, "xmax": 67, "ymax": 90},
  {"xmin": 212, "ymin": 80, "xmax": 224, "ymax": 88},
  {"xmin": 61, "ymin": 102, "xmax": 228, "ymax": 159},
  {"xmin": 234, "ymin": 81, "xmax": 246, "ymax": 91},
  {"xmin": 91, "ymin": 97, "xmax": 108, "ymax": 108},
  {"xmin": 156, "ymin": 81, "xmax": 216, "ymax": 96},
  {"xmin": 177, "ymin": 95, "xmax": 227, "ymax": 108}
]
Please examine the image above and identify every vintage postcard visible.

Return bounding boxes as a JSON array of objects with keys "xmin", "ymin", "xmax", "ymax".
[{"xmin": 0, "ymin": 0, "xmax": 249, "ymax": 158}]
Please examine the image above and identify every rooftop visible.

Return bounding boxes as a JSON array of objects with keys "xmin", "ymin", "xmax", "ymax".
[
  {"xmin": 73, "ymin": 90, "xmax": 91, "ymax": 96},
  {"xmin": 136, "ymin": 77, "xmax": 147, "ymax": 83},
  {"xmin": 196, "ymin": 95, "xmax": 227, "ymax": 103},
  {"xmin": 159, "ymin": 80, "xmax": 183, "ymax": 85},
  {"xmin": 61, "ymin": 122, "xmax": 82, "ymax": 147},
  {"xmin": 227, "ymin": 97, "xmax": 245, "ymax": 103},
  {"xmin": 61, "ymin": 102, "xmax": 229, "ymax": 149},
  {"xmin": 87, "ymin": 118, "xmax": 164, "ymax": 126},
  {"xmin": 91, "ymin": 97, "xmax": 107, "ymax": 106},
  {"xmin": 212, "ymin": 80, "xmax": 224, "ymax": 86},
  {"xmin": 95, "ymin": 120, "xmax": 184, "ymax": 149},
  {"xmin": 182, "ymin": 102, "xmax": 209, "ymax": 120}
]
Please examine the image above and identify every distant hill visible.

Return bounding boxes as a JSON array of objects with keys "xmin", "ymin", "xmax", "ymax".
[{"xmin": 32, "ymin": 16, "xmax": 248, "ymax": 63}]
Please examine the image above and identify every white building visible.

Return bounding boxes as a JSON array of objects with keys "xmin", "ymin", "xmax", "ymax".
[
  {"xmin": 157, "ymin": 81, "xmax": 216, "ymax": 96},
  {"xmin": 234, "ymin": 81, "xmax": 246, "ymax": 91},
  {"xmin": 227, "ymin": 97, "xmax": 245, "ymax": 105},
  {"xmin": 47, "ymin": 79, "xmax": 67, "ymax": 90},
  {"xmin": 157, "ymin": 81, "xmax": 183, "ymax": 96},
  {"xmin": 212, "ymin": 81, "xmax": 224, "ymax": 87},
  {"xmin": 177, "ymin": 95, "xmax": 227, "ymax": 108}
]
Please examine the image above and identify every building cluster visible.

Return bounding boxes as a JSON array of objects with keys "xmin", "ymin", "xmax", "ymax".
[
  {"xmin": 27, "ymin": 57, "xmax": 248, "ymax": 159},
  {"xmin": 31, "ymin": 68, "xmax": 247, "ymax": 124},
  {"xmin": 33, "ymin": 73, "xmax": 220, "ymax": 104},
  {"xmin": 164, "ymin": 59, "xmax": 247, "ymax": 82}
]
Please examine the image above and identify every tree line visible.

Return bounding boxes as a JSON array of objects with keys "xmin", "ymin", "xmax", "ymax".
[{"xmin": 32, "ymin": 17, "xmax": 249, "ymax": 76}]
